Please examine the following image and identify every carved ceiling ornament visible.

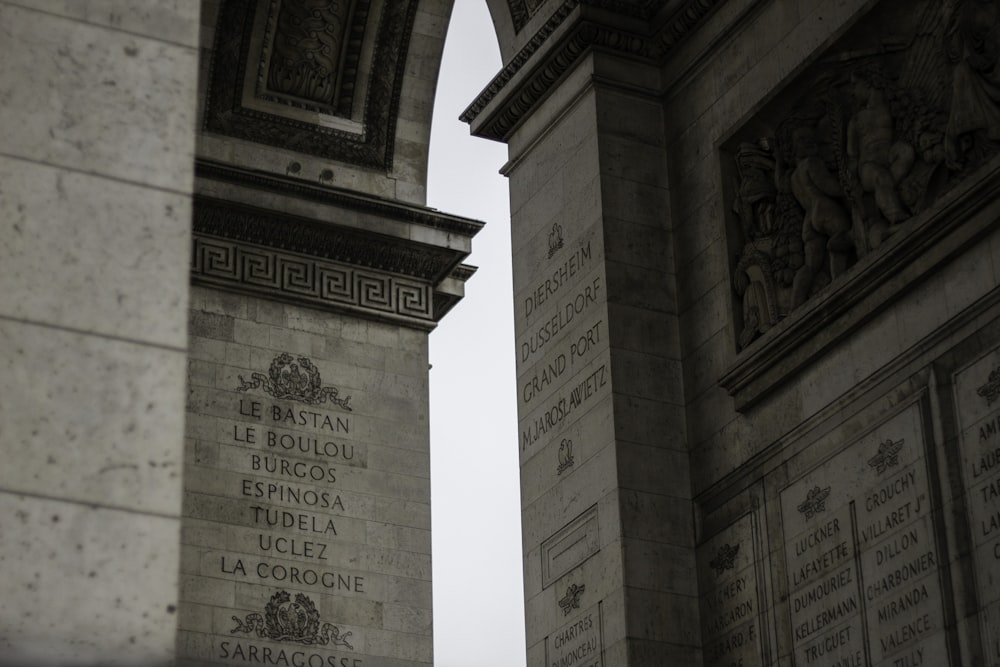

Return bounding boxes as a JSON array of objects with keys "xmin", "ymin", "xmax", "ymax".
[
  {"xmin": 262, "ymin": 0, "xmax": 368, "ymax": 116},
  {"xmin": 205, "ymin": 0, "xmax": 415, "ymax": 169},
  {"xmin": 728, "ymin": 0, "xmax": 1000, "ymax": 350}
]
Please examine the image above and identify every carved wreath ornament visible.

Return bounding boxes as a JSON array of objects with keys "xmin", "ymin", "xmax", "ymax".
[
  {"xmin": 709, "ymin": 543, "xmax": 740, "ymax": 576},
  {"xmin": 978, "ymin": 366, "xmax": 1000, "ymax": 406},
  {"xmin": 797, "ymin": 486, "xmax": 832, "ymax": 519},
  {"xmin": 236, "ymin": 353, "xmax": 352, "ymax": 411},
  {"xmin": 231, "ymin": 590, "xmax": 353, "ymax": 649},
  {"xmin": 867, "ymin": 438, "xmax": 904, "ymax": 475},
  {"xmin": 558, "ymin": 583, "xmax": 585, "ymax": 616}
]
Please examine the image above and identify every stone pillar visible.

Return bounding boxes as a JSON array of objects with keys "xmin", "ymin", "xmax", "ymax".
[
  {"xmin": 0, "ymin": 2, "xmax": 200, "ymax": 664},
  {"xmin": 468, "ymin": 44, "xmax": 700, "ymax": 664},
  {"xmin": 174, "ymin": 180, "xmax": 480, "ymax": 666}
]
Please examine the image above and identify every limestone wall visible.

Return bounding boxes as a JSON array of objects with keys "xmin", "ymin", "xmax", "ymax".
[
  {"xmin": 663, "ymin": 0, "xmax": 1000, "ymax": 664},
  {"xmin": 0, "ymin": 1, "xmax": 200, "ymax": 663},
  {"xmin": 177, "ymin": 287, "xmax": 433, "ymax": 666}
]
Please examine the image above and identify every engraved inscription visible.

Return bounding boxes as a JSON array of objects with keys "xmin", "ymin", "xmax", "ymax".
[
  {"xmin": 545, "ymin": 601, "xmax": 603, "ymax": 667},
  {"xmin": 698, "ymin": 514, "xmax": 763, "ymax": 667},
  {"xmin": 956, "ymin": 350, "xmax": 1000, "ymax": 664},
  {"xmin": 781, "ymin": 405, "xmax": 948, "ymax": 667}
]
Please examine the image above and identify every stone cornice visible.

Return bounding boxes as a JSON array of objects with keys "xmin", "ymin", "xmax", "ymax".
[
  {"xmin": 192, "ymin": 197, "xmax": 465, "ymax": 284},
  {"xmin": 462, "ymin": 0, "xmax": 722, "ymax": 141},
  {"xmin": 190, "ymin": 195, "xmax": 479, "ymax": 328},
  {"xmin": 196, "ymin": 160, "xmax": 485, "ymax": 239}
]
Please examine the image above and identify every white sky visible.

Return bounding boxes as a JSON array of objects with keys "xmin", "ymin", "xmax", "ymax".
[{"xmin": 426, "ymin": 3, "xmax": 527, "ymax": 666}]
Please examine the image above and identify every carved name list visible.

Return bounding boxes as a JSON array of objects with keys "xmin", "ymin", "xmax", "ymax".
[
  {"xmin": 184, "ymin": 352, "xmax": 378, "ymax": 664},
  {"xmin": 780, "ymin": 404, "xmax": 948, "ymax": 667},
  {"xmin": 698, "ymin": 514, "xmax": 764, "ymax": 667},
  {"xmin": 956, "ymin": 349, "xmax": 1000, "ymax": 666},
  {"xmin": 517, "ymin": 235, "xmax": 609, "ymax": 458}
]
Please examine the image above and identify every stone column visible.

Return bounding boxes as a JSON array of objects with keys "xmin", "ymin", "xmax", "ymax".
[
  {"xmin": 0, "ymin": 2, "xmax": 200, "ymax": 664},
  {"xmin": 467, "ymin": 46, "xmax": 700, "ymax": 664}
]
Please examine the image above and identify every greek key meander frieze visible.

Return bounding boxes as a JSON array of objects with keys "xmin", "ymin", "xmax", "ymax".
[
  {"xmin": 192, "ymin": 236, "xmax": 433, "ymax": 322},
  {"xmin": 193, "ymin": 195, "xmax": 459, "ymax": 282},
  {"xmin": 728, "ymin": 0, "xmax": 1000, "ymax": 350}
]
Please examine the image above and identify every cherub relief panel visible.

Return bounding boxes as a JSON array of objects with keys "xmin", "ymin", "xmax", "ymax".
[{"xmin": 728, "ymin": 0, "xmax": 1000, "ymax": 350}]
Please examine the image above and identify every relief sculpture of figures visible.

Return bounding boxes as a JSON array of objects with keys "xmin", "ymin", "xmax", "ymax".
[
  {"xmin": 780, "ymin": 116, "xmax": 854, "ymax": 308},
  {"xmin": 846, "ymin": 66, "xmax": 915, "ymax": 248},
  {"xmin": 728, "ymin": 0, "xmax": 1000, "ymax": 349},
  {"xmin": 944, "ymin": 0, "xmax": 1000, "ymax": 168}
]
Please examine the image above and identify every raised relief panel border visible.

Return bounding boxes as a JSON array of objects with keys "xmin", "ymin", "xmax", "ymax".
[
  {"xmin": 773, "ymin": 398, "xmax": 956, "ymax": 667},
  {"xmin": 946, "ymin": 327, "xmax": 1000, "ymax": 665},
  {"xmin": 697, "ymin": 511, "xmax": 770, "ymax": 667},
  {"xmin": 541, "ymin": 504, "xmax": 600, "ymax": 589},
  {"xmin": 719, "ymin": 0, "xmax": 1000, "ymax": 410},
  {"xmin": 204, "ymin": 0, "xmax": 417, "ymax": 168},
  {"xmin": 545, "ymin": 599, "xmax": 604, "ymax": 667}
]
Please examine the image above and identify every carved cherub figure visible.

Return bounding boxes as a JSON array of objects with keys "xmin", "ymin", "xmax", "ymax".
[
  {"xmin": 846, "ymin": 67, "xmax": 916, "ymax": 246},
  {"xmin": 779, "ymin": 119, "xmax": 853, "ymax": 307}
]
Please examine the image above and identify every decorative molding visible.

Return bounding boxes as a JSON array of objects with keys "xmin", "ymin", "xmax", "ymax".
[
  {"xmin": 462, "ymin": 0, "xmax": 723, "ymax": 140},
  {"xmin": 193, "ymin": 195, "xmax": 462, "ymax": 283},
  {"xmin": 190, "ymin": 194, "xmax": 475, "ymax": 326},
  {"xmin": 541, "ymin": 505, "xmax": 599, "ymax": 588},
  {"xmin": 507, "ymin": 0, "xmax": 545, "ymax": 34},
  {"xmin": 204, "ymin": 0, "xmax": 417, "ymax": 169},
  {"xmin": 197, "ymin": 161, "xmax": 485, "ymax": 239},
  {"xmin": 192, "ymin": 235, "xmax": 435, "ymax": 324}
]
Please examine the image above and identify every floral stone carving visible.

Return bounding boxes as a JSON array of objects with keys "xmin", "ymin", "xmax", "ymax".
[{"xmin": 729, "ymin": 0, "xmax": 1000, "ymax": 349}]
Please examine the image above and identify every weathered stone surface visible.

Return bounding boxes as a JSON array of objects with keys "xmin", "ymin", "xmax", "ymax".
[
  {"xmin": 178, "ymin": 292, "xmax": 434, "ymax": 665},
  {"xmin": 0, "ymin": 491, "xmax": 182, "ymax": 665}
]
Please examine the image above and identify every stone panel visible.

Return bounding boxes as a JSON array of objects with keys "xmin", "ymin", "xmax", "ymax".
[
  {"xmin": 0, "ymin": 2, "xmax": 197, "ymax": 192},
  {"xmin": 178, "ymin": 294, "xmax": 433, "ymax": 666},
  {"xmin": 0, "ymin": 155, "xmax": 192, "ymax": 346},
  {"xmin": 954, "ymin": 345, "xmax": 1000, "ymax": 666},
  {"xmin": 697, "ymin": 514, "xmax": 765, "ymax": 667},
  {"xmin": 0, "ymin": 491, "xmax": 181, "ymax": 665},
  {"xmin": 0, "ymin": 318, "xmax": 186, "ymax": 515},
  {"xmin": 779, "ymin": 403, "xmax": 948, "ymax": 667}
]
